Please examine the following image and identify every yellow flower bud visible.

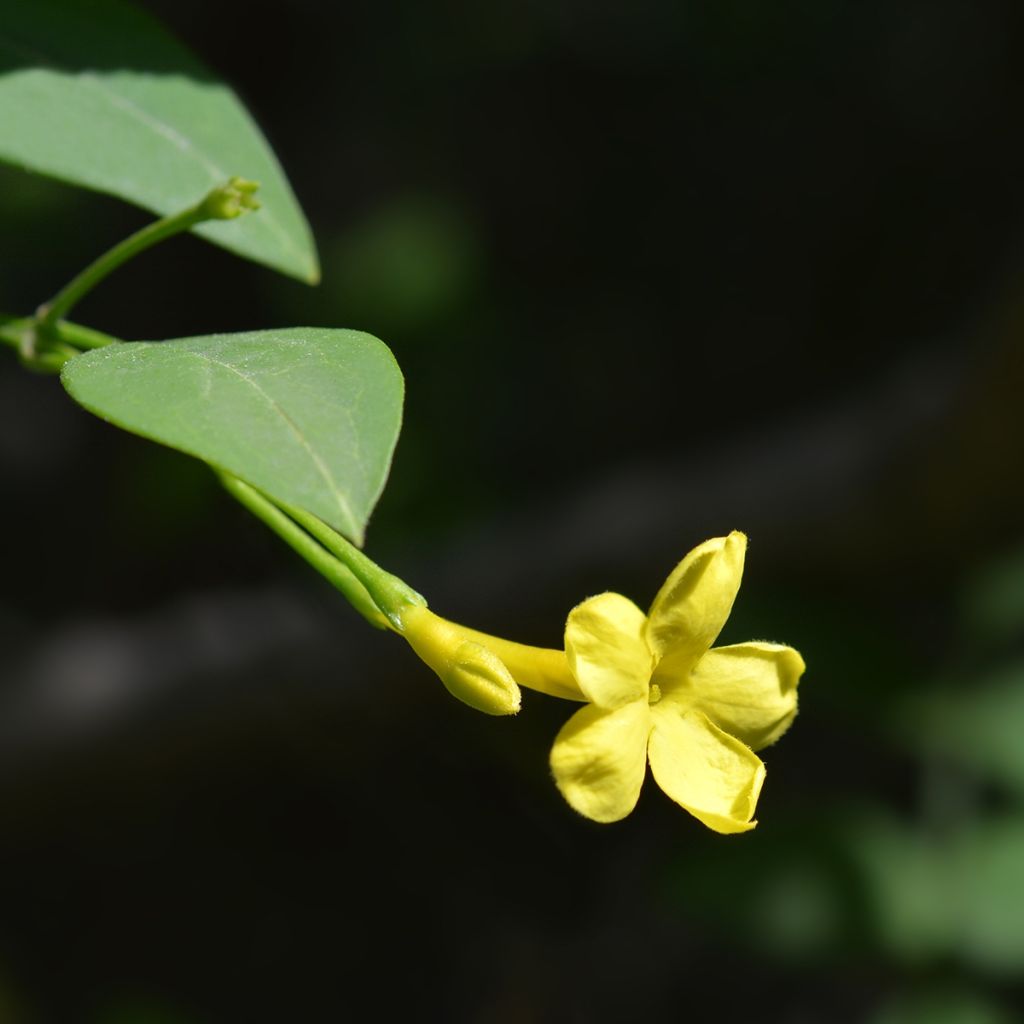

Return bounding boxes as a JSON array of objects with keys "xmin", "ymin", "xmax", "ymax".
[{"xmin": 400, "ymin": 605, "xmax": 521, "ymax": 716}]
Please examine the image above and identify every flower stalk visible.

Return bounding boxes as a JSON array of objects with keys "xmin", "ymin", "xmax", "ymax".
[
  {"xmin": 26, "ymin": 179, "xmax": 260, "ymax": 364},
  {"xmin": 219, "ymin": 473, "xmax": 389, "ymax": 631},
  {"xmin": 281, "ymin": 501, "xmax": 425, "ymax": 628}
]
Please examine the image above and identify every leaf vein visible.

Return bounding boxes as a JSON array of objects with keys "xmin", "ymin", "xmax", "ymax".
[{"xmin": 188, "ymin": 350, "xmax": 357, "ymax": 532}]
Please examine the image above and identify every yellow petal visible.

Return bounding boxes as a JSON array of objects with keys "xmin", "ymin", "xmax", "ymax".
[
  {"xmin": 685, "ymin": 642, "xmax": 805, "ymax": 750},
  {"xmin": 550, "ymin": 701, "xmax": 651, "ymax": 823},
  {"xmin": 646, "ymin": 532, "xmax": 746, "ymax": 673},
  {"xmin": 565, "ymin": 592, "xmax": 652, "ymax": 708},
  {"xmin": 648, "ymin": 703, "xmax": 765, "ymax": 833}
]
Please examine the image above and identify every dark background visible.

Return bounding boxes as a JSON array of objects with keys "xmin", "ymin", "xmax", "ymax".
[{"xmin": 3, "ymin": 1, "xmax": 1024, "ymax": 1021}]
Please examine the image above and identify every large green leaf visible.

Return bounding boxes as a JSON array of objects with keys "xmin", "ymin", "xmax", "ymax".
[
  {"xmin": 61, "ymin": 329, "xmax": 403, "ymax": 545},
  {"xmin": 0, "ymin": 0, "xmax": 318, "ymax": 283}
]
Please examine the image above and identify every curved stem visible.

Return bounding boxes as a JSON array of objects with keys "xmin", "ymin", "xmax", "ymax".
[
  {"xmin": 36, "ymin": 206, "xmax": 206, "ymax": 329},
  {"xmin": 219, "ymin": 473, "xmax": 390, "ymax": 631},
  {"xmin": 36, "ymin": 177, "xmax": 260, "ymax": 331},
  {"xmin": 1, "ymin": 315, "xmax": 121, "ymax": 372},
  {"xmin": 54, "ymin": 319, "xmax": 120, "ymax": 350}
]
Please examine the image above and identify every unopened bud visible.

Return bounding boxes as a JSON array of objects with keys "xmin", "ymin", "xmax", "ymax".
[
  {"xmin": 400, "ymin": 605, "xmax": 522, "ymax": 716},
  {"xmin": 444, "ymin": 642, "xmax": 522, "ymax": 716},
  {"xmin": 200, "ymin": 177, "xmax": 261, "ymax": 220}
]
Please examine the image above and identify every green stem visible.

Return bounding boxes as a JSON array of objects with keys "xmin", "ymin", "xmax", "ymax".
[
  {"xmin": 37, "ymin": 206, "xmax": 206, "ymax": 329},
  {"xmin": 219, "ymin": 472, "xmax": 390, "ymax": 631},
  {"xmin": 1, "ymin": 314, "xmax": 74, "ymax": 372},
  {"xmin": 54, "ymin": 319, "xmax": 120, "ymax": 350},
  {"xmin": 281, "ymin": 501, "xmax": 425, "ymax": 626},
  {"xmin": 35, "ymin": 177, "xmax": 260, "ymax": 332},
  {"xmin": 1, "ymin": 314, "xmax": 121, "ymax": 372}
]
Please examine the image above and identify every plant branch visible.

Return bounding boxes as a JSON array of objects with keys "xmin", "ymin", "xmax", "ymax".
[
  {"xmin": 281, "ymin": 501, "xmax": 425, "ymax": 626},
  {"xmin": 35, "ymin": 178, "xmax": 260, "ymax": 332},
  {"xmin": 1, "ymin": 314, "xmax": 121, "ymax": 372},
  {"xmin": 218, "ymin": 473, "xmax": 390, "ymax": 631}
]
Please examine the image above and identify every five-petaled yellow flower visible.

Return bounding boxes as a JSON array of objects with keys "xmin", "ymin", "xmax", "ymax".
[
  {"xmin": 549, "ymin": 532, "xmax": 804, "ymax": 832},
  {"xmin": 394, "ymin": 531, "xmax": 804, "ymax": 832}
]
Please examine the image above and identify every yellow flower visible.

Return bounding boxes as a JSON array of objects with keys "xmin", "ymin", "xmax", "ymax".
[
  {"xmin": 549, "ymin": 532, "xmax": 805, "ymax": 832},
  {"xmin": 393, "ymin": 532, "xmax": 803, "ymax": 832}
]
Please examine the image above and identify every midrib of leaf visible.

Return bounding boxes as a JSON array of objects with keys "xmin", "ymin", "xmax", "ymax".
[
  {"xmin": 189, "ymin": 350, "xmax": 359, "ymax": 533},
  {"xmin": 0, "ymin": 30, "xmax": 304, "ymax": 267},
  {"xmin": 86, "ymin": 75, "xmax": 223, "ymax": 175}
]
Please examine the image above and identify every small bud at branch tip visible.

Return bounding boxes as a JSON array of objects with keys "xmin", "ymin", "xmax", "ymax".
[{"xmin": 200, "ymin": 177, "xmax": 261, "ymax": 220}]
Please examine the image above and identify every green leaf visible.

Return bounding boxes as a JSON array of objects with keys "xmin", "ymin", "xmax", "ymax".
[
  {"xmin": 0, "ymin": 0, "xmax": 318, "ymax": 283},
  {"xmin": 61, "ymin": 329, "xmax": 403, "ymax": 545}
]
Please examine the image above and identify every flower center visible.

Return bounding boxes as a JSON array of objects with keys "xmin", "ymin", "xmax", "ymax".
[{"xmin": 648, "ymin": 683, "xmax": 662, "ymax": 705}]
